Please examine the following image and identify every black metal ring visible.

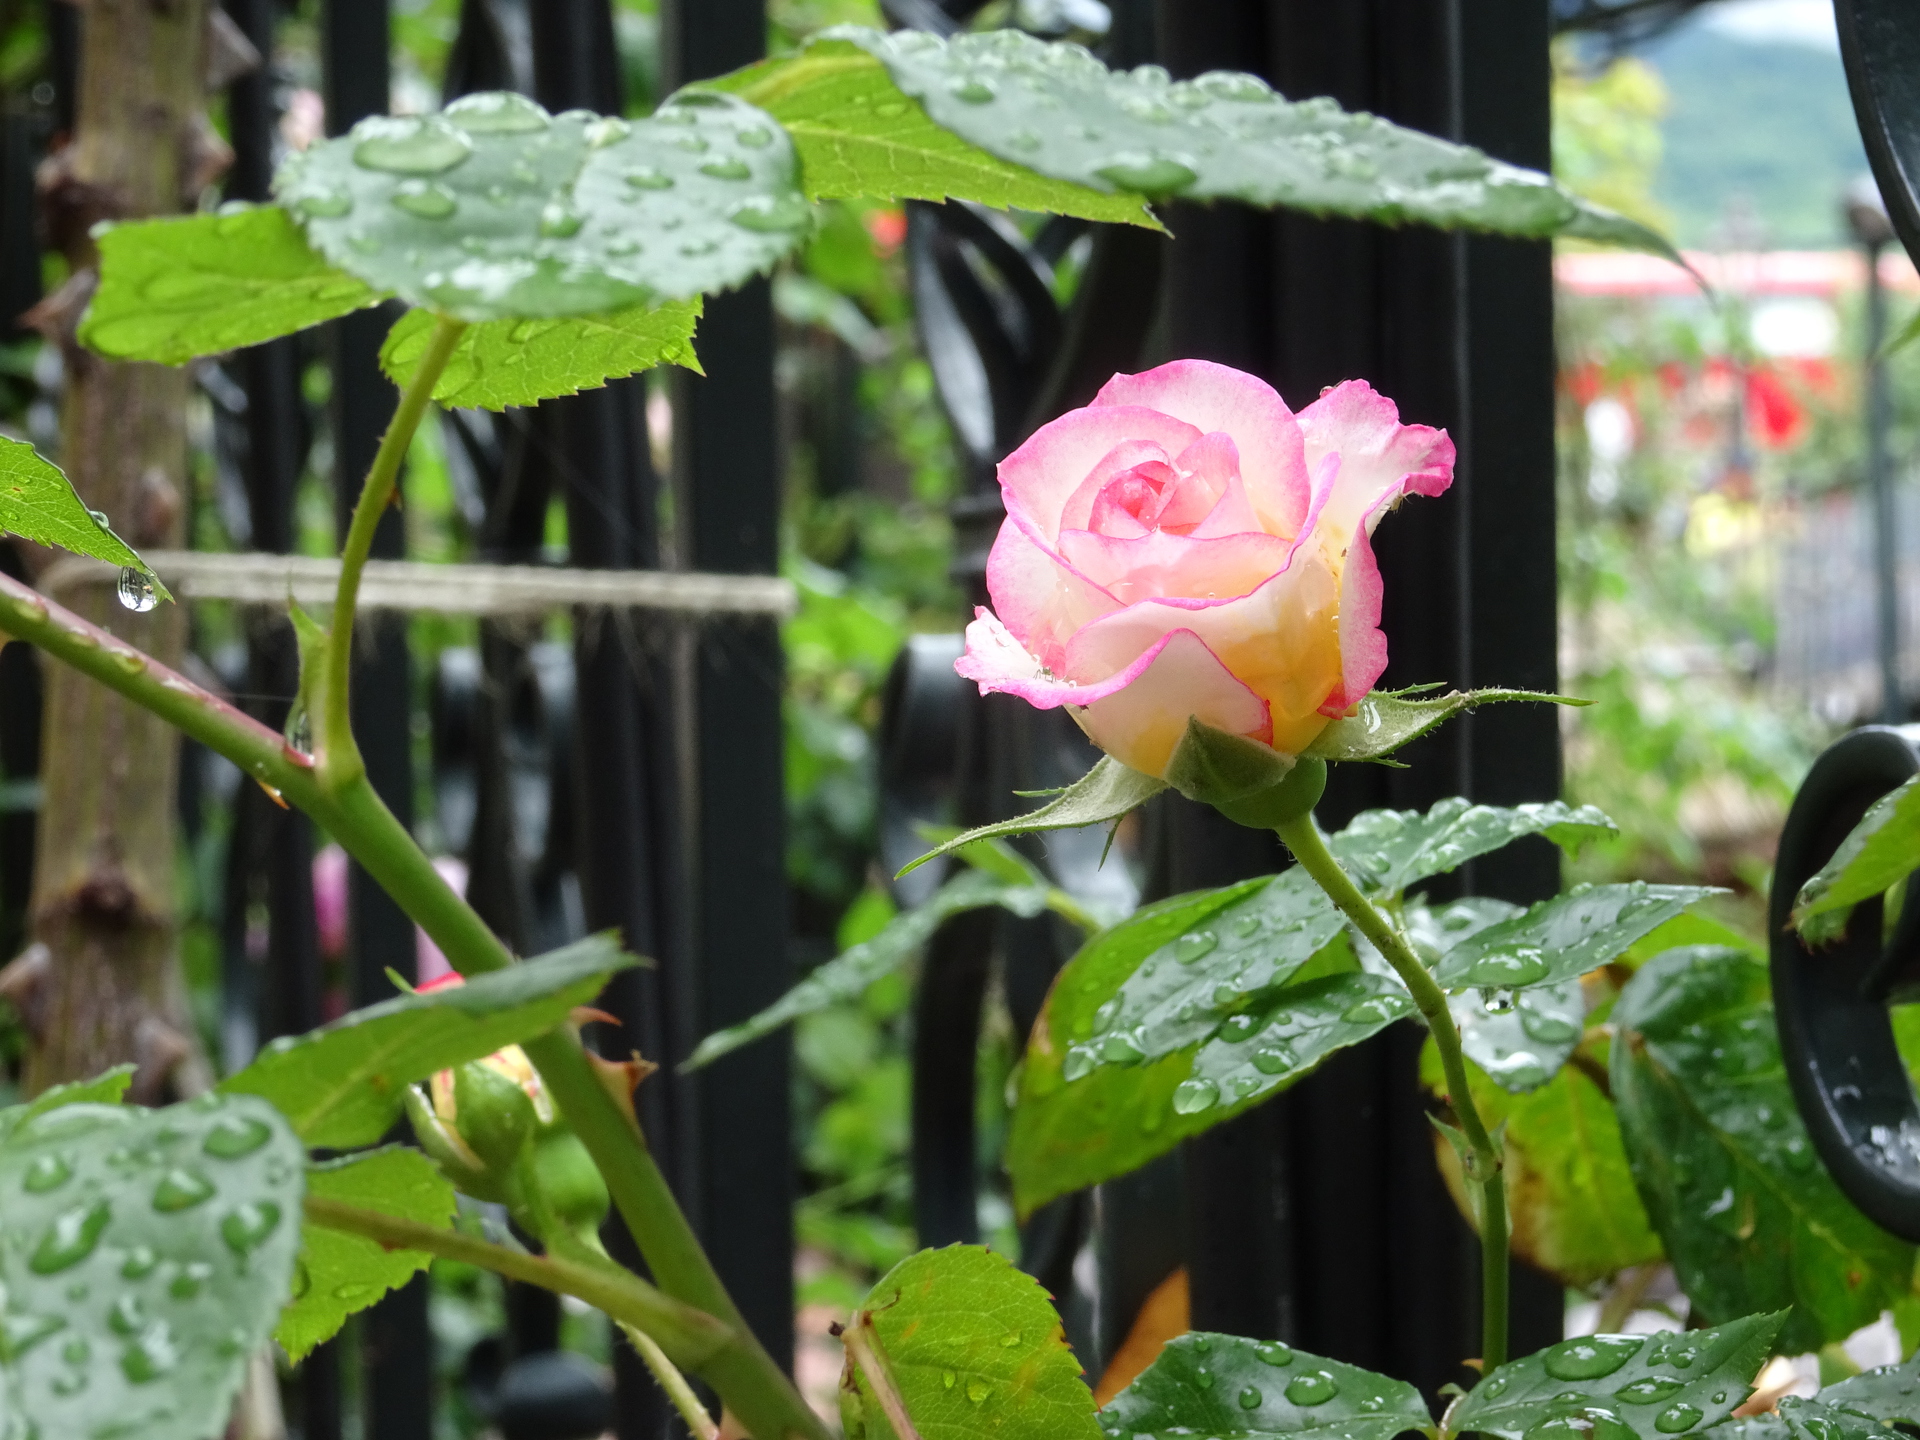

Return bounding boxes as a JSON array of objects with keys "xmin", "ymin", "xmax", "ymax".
[
  {"xmin": 1838, "ymin": 0, "xmax": 1920, "ymax": 264},
  {"xmin": 1770, "ymin": 724, "xmax": 1920, "ymax": 1240}
]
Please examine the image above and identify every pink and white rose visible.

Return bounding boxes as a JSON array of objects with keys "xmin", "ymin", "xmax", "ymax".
[{"xmin": 956, "ymin": 360, "xmax": 1454, "ymax": 778}]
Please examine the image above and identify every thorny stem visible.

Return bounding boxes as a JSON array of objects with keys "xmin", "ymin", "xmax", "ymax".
[
  {"xmin": 320, "ymin": 313, "xmax": 466, "ymax": 789},
  {"xmin": 839, "ymin": 1316, "xmax": 925, "ymax": 1440},
  {"xmin": 621, "ymin": 1322, "xmax": 721, "ymax": 1440},
  {"xmin": 1274, "ymin": 814, "xmax": 1511, "ymax": 1373}
]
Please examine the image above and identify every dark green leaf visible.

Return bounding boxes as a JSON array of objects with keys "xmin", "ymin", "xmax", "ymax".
[
  {"xmin": 846, "ymin": 1244, "xmax": 1102, "ymax": 1440},
  {"xmin": 1790, "ymin": 774, "xmax": 1920, "ymax": 943},
  {"xmin": 0, "ymin": 437, "xmax": 165, "ymax": 590},
  {"xmin": 1306, "ymin": 690, "xmax": 1592, "ymax": 764},
  {"xmin": 1451, "ymin": 1311, "xmax": 1784, "ymax": 1440},
  {"xmin": 1421, "ymin": 1043, "xmax": 1661, "ymax": 1289},
  {"xmin": 1098, "ymin": 1333, "xmax": 1430, "ymax": 1440},
  {"xmin": 684, "ymin": 870, "xmax": 1053, "ymax": 1071},
  {"xmin": 0, "ymin": 1064, "xmax": 134, "ymax": 1146},
  {"xmin": 898, "ymin": 756, "xmax": 1164, "ymax": 877},
  {"xmin": 277, "ymin": 1147, "xmax": 456, "ymax": 1362},
  {"xmin": 1429, "ymin": 883, "xmax": 1720, "ymax": 993},
  {"xmin": 1009, "ymin": 968, "xmax": 1408, "ymax": 1216},
  {"xmin": 0, "ymin": 1093, "xmax": 306, "ymax": 1440},
  {"xmin": 1612, "ymin": 947, "xmax": 1912, "ymax": 1352},
  {"xmin": 277, "ymin": 89, "xmax": 807, "ymax": 321},
  {"xmin": 80, "ymin": 205, "xmax": 380, "ymax": 364},
  {"xmin": 1780, "ymin": 1398, "xmax": 1908, "ymax": 1440},
  {"xmin": 219, "ymin": 934, "xmax": 638, "ymax": 1147},
  {"xmin": 380, "ymin": 296, "xmax": 703, "ymax": 410},
  {"xmin": 711, "ymin": 40, "xmax": 1155, "ymax": 227},
  {"xmin": 1328, "ymin": 797, "xmax": 1616, "ymax": 897},
  {"xmin": 818, "ymin": 26, "xmax": 1674, "ymax": 251},
  {"xmin": 1819, "ymin": 1353, "xmax": 1920, "ymax": 1427}
]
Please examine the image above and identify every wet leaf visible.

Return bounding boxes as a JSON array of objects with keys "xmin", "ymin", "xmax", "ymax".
[
  {"xmin": 685, "ymin": 870, "xmax": 1055, "ymax": 1071},
  {"xmin": 0, "ymin": 1093, "xmax": 306, "ymax": 1440},
  {"xmin": 0, "ymin": 437, "xmax": 164, "ymax": 591},
  {"xmin": 1780, "ymin": 1397, "xmax": 1908, "ymax": 1440},
  {"xmin": 845, "ymin": 1244, "xmax": 1102, "ymax": 1440},
  {"xmin": 219, "ymin": 934, "xmax": 638, "ymax": 1147},
  {"xmin": 711, "ymin": 39, "xmax": 1154, "ymax": 227},
  {"xmin": 898, "ymin": 756, "xmax": 1165, "ymax": 877},
  {"xmin": 0, "ymin": 1065, "xmax": 135, "ymax": 1147},
  {"xmin": 1428, "ymin": 884, "xmax": 1720, "ymax": 994},
  {"xmin": 381, "ymin": 296, "xmax": 703, "ymax": 409},
  {"xmin": 1307, "ymin": 689, "xmax": 1593, "ymax": 764},
  {"xmin": 278, "ymin": 89, "xmax": 807, "ymax": 321},
  {"xmin": 1611, "ymin": 946, "xmax": 1912, "ymax": 1353},
  {"xmin": 1790, "ymin": 774, "xmax": 1920, "ymax": 944},
  {"xmin": 1450, "ymin": 1311, "xmax": 1784, "ymax": 1440},
  {"xmin": 1327, "ymin": 796, "xmax": 1616, "ymax": 897},
  {"xmin": 1099, "ymin": 1332, "xmax": 1429, "ymax": 1440},
  {"xmin": 80, "ymin": 205, "xmax": 381, "ymax": 364},
  {"xmin": 1819, "ymin": 1352, "xmax": 1920, "ymax": 1427}
]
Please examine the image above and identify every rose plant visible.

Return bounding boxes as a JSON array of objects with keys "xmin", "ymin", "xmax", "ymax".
[{"xmin": 0, "ymin": 23, "xmax": 1909, "ymax": 1440}]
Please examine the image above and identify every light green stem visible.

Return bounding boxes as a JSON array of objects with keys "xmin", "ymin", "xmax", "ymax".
[
  {"xmin": 319, "ymin": 312, "xmax": 466, "ymax": 788},
  {"xmin": 1273, "ymin": 815, "xmax": 1510, "ymax": 1373},
  {"xmin": 621, "ymin": 1322, "xmax": 721, "ymax": 1440}
]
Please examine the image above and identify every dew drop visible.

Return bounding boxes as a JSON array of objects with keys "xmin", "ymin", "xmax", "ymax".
[
  {"xmin": 120, "ymin": 1323, "xmax": 179, "ymax": 1384},
  {"xmin": 170, "ymin": 1262, "xmax": 212, "ymax": 1300},
  {"xmin": 680, "ymin": 239, "xmax": 720, "ymax": 257},
  {"xmin": 966, "ymin": 1379, "xmax": 990, "ymax": 1404},
  {"xmin": 1102, "ymin": 1030, "xmax": 1145, "ymax": 1064},
  {"xmin": 584, "ymin": 117, "xmax": 631, "ymax": 148},
  {"xmin": 1542, "ymin": 1335, "xmax": 1643, "ymax": 1380},
  {"xmin": 296, "ymin": 190, "xmax": 353, "ymax": 219},
  {"xmin": 152, "ymin": 1167, "xmax": 217, "ymax": 1213},
  {"xmin": 1519, "ymin": 1007, "xmax": 1580, "ymax": 1044},
  {"xmin": 1284, "ymin": 1370, "xmax": 1338, "ymax": 1407},
  {"xmin": 538, "ymin": 203, "xmax": 584, "ymax": 238},
  {"xmin": 1342, "ymin": 995, "xmax": 1407, "ymax": 1026},
  {"xmin": 729, "ymin": 196, "xmax": 811, "ymax": 233},
  {"xmin": 0, "ymin": 1312, "xmax": 64, "ymax": 1358},
  {"xmin": 332, "ymin": 1282, "xmax": 384, "ymax": 1303},
  {"xmin": 1192, "ymin": 1336, "xmax": 1212, "ymax": 1353},
  {"xmin": 1175, "ymin": 931, "xmax": 1219, "ymax": 964},
  {"xmin": 51, "ymin": 1370, "xmax": 87, "ymax": 1396},
  {"xmin": 204, "ymin": 1113, "xmax": 273, "ymax": 1160},
  {"xmin": 1482, "ymin": 988, "xmax": 1517, "ymax": 1015},
  {"xmin": 625, "ymin": 166, "xmax": 675, "ymax": 190},
  {"xmin": 1481, "ymin": 1376, "xmax": 1510, "ymax": 1400},
  {"xmin": 62, "ymin": 1337, "xmax": 89, "ymax": 1365},
  {"xmin": 1465, "ymin": 949, "xmax": 1550, "ymax": 987},
  {"xmin": 443, "ymin": 91, "xmax": 551, "ymax": 134},
  {"xmin": 1232, "ymin": 914, "xmax": 1262, "ymax": 940},
  {"xmin": 1655, "ymin": 1405, "xmax": 1702, "ymax": 1434},
  {"xmin": 1221, "ymin": 1015, "xmax": 1257, "ymax": 1042},
  {"xmin": 1063, "ymin": 1046, "xmax": 1097, "ymax": 1082},
  {"xmin": 121, "ymin": 1245, "xmax": 158, "ymax": 1279},
  {"xmin": 390, "ymin": 180, "xmax": 457, "ymax": 219},
  {"xmin": 1251, "ymin": 1043, "xmax": 1296, "ymax": 1075},
  {"xmin": 352, "ymin": 117, "xmax": 472, "ymax": 175},
  {"xmin": 1255, "ymin": 1342, "xmax": 1293, "ymax": 1367},
  {"xmin": 943, "ymin": 1370, "xmax": 957, "ymax": 1389},
  {"xmin": 737, "ymin": 126, "xmax": 773, "ymax": 148},
  {"xmin": 950, "ymin": 78, "xmax": 996, "ymax": 103},
  {"xmin": 1238, "ymin": 1387, "xmax": 1263, "ymax": 1411},
  {"xmin": 221, "ymin": 1200, "xmax": 283, "ymax": 1255},
  {"xmin": 23, "ymin": 1154, "xmax": 71, "ymax": 1193},
  {"xmin": 1093, "ymin": 999, "xmax": 1122, "ymax": 1030},
  {"xmin": 700, "ymin": 158, "xmax": 753, "ymax": 181},
  {"xmin": 30, "ymin": 1199, "xmax": 110, "ymax": 1274},
  {"xmin": 1096, "ymin": 155, "xmax": 1198, "ymax": 197},
  {"xmin": 1171, "ymin": 1078, "xmax": 1219, "ymax": 1114},
  {"xmin": 875, "ymin": 101, "xmax": 909, "ymax": 119},
  {"xmin": 108, "ymin": 1296, "xmax": 147, "ymax": 1337},
  {"xmin": 1617, "ymin": 1379, "xmax": 1684, "ymax": 1405},
  {"xmin": 116, "ymin": 567, "xmax": 157, "ymax": 613}
]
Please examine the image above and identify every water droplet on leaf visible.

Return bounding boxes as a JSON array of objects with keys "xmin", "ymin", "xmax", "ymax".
[
  {"xmin": 30, "ymin": 1199, "xmax": 110, "ymax": 1273},
  {"xmin": 538, "ymin": 203, "xmax": 584, "ymax": 238},
  {"xmin": 0, "ymin": 1312, "xmax": 64, "ymax": 1358},
  {"xmin": 1063, "ymin": 1046, "xmax": 1097, "ymax": 1082},
  {"xmin": 1617, "ymin": 1379, "xmax": 1684, "ymax": 1405},
  {"xmin": 352, "ymin": 117, "xmax": 472, "ymax": 175},
  {"xmin": 625, "ymin": 167, "xmax": 674, "ymax": 190},
  {"xmin": 108, "ymin": 1296, "xmax": 147, "ymax": 1337},
  {"xmin": 966, "ymin": 1379, "xmax": 990, "ymax": 1404},
  {"xmin": 204, "ymin": 1113, "xmax": 272, "ymax": 1160},
  {"xmin": 1102, "ymin": 1030, "xmax": 1145, "ymax": 1063},
  {"xmin": 1096, "ymin": 155, "xmax": 1198, "ymax": 197},
  {"xmin": 943, "ymin": 1370, "xmax": 957, "ymax": 1389},
  {"xmin": 297, "ymin": 190, "xmax": 353, "ymax": 218},
  {"xmin": 700, "ymin": 159, "xmax": 753, "ymax": 181},
  {"xmin": 1542, "ymin": 1335, "xmax": 1643, "ymax": 1380},
  {"xmin": 1251, "ymin": 1043, "xmax": 1296, "ymax": 1075},
  {"xmin": 443, "ymin": 91, "xmax": 551, "ymax": 134},
  {"xmin": 1238, "ymin": 1387, "xmax": 1263, "ymax": 1410},
  {"xmin": 221, "ymin": 1200, "xmax": 282, "ymax": 1255},
  {"xmin": 121, "ymin": 1246, "xmax": 158, "ymax": 1278},
  {"xmin": 1655, "ymin": 1406, "xmax": 1702, "ymax": 1434},
  {"xmin": 23, "ymin": 1154, "xmax": 71, "ymax": 1192},
  {"xmin": 152, "ymin": 1167, "xmax": 216, "ymax": 1212},
  {"xmin": 1175, "ymin": 931, "xmax": 1219, "ymax": 964},
  {"xmin": 391, "ymin": 180, "xmax": 457, "ymax": 219},
  {"xmin": 1466, "ymin": 949, "xmax": 1550, "ymax": 987},
  {"xmin": 1255, "ymin": 1342, "xmax": 1292, "ymax": 1367},
  {"xmin": 729, "ymin": 196, "xmax": 811, "ymax": 233},
  {"xmin": 120, "ymin": 1324, "xmax": 179, "ymax": 1384},
  {"xmin": 1285, "ymin": 1371, "xmax": 1338, "ymax": 1406},
  {"xmin": 951, "ymin": 78, "xmax": 996, "ymax": 103},
  {"xmin": 1172, "ymin": 1078, "xmax": 1219, "ymax": 1114},
  {"xmin": 116, "ymin": 568, "xmax": 157, "ymax": 613}
]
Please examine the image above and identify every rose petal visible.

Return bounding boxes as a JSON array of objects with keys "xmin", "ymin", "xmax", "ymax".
[
  {"xmin": 955, "ymin": 606, "xmax": 1172, "ymax": 709},
  {"xmin": 1071, "ymin": 629, "xmax": 1271, "ymax": 779},
  {"xmin": 1094, "ymin": 360, "xmax": 1311, "ymax": 538},
  {"xmin": 1058, "ymin": 439, "xmax": 1179, "ymax": 533},
  {"xmin": 985, "ymin": 516, "xmax": 1123, "ymax": 668},
  {"xmin": 1321, "ymin": 507, "xmax": 1387, "ymax": 714},
  {"xmin": 1297, "ymin": 379, "xmax": 1454, "ymax": 542},
  {"xmin": 1001, "ymin": 407, "xmax": 1201, "ymax": 540},
  {"xmin": 1055, "ymin": 527, "xmax": 1295, "ymax": 605},
  {"xmin": 1181, "ymin": 433, "xmax": 1264, "ymax": 537}
]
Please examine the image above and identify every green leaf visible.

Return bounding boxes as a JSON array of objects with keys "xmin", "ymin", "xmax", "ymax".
[
  {"xmin": 1790, "ymin": 773, "xmax": 1920, "ymax": 943},
  {"xmin": 1780, "ymin": 1398, "xmax": 1908, "ymax": 1440},
  {"xmin": 1328, "ymin": 796, "xmax": 1617, "ymax": 897},
  {"xmin": 1305, "ymin": 689, "xmax": 1592, "ymax": 763},
  {"xmin": 277, "ymin": 1147, "xmax": 456, "ymax": 1362},
  {"xmin": 0, "ymin": 436, "xmax": 166, "ymax": 591},
  {"xmin": 1453, "ymin": 975, "xmax": 1583, "ymax": 1094},
  {"xmin": 1099, "ymin": 1333, "xmax": 1430, "ymax": 1440},
  {"xmin": 277, "ymin": 89, "xmax": 808, "ymax": 321},
  {"xmin": 1450, "ymin": 1311, "xmax": 1784, "ymax": 1440},
  {"xmin": 711, "ymin": 40, "xmax": 1155, "ymax": 227},
  {"xmin": 820, "ymin": 27, "xmax": 1674, "ymax": 255},
  {"xmin": 380, "ymin": 296, "xmax": 704, "ymax": 410},
  {"xmin": 1428, "ymin": 883, "xmax": 1720, "ymax": 993},
  {"xmin": 845, "ymin": 1244, "xmax": 1101, "ymax": 1440},
  {"xmin": 0, "ymin": 1093, "xmax": 306, "ymax": 1440},
  {"xmin": 1819, "ymin": 1353, "xmax": 1920, "ymax": 1426},
  {"xmin": 899, "ymin": 756, "xmax": 1165, "ymax": 877},
  {"xmin": 79, "ymin": 205, "xmax": 381, "ymax": 365},
  {"xmin": 0, "ymin": 1064, "xmax": 135, "ymax": 1146},
  {"xmin": 218, "ymin": 934, "xmax": 638, "ymax": 1147},
  {"xmin": 1421, "ymin": 1044, "xmax": 1661, "ymax": 1288},
  {"xmin": 1611, "ymin": 946, "xmax": 1913, "ymax": 1352},
  {"xmin": 684, "ymin": 869, "xmax": 1053, "ymax": 1071}
]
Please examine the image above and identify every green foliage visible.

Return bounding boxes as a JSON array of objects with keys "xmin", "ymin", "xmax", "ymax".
[
  {"xmin": 380, "ymin": 297, "xmax": 704, "ymax": 410},
  {"xmin": 1451, "ymin": 1312, "xmax": 1784, "ymax": 1440},
  {"xmin": 821, "ymin": 26, "xmax": 1673, "ymax": 254},
  {"xmin": 899, "ymin": 756, "xmax": 1165, "ymax": 876},
  {"xmin": 278, "ymin": 89, "xmax": 808, "ymax": 321},
  {"xmin": 0, "ymin": 1093, "xmax": 306, "ymax": 1440},
  {"xmin": 0, "ymin": 436, "xmax": 162, "ymax": 587},
  {"xmin": 277, "ymin": 1147, "xmax": 455, "ymax": 1362},
  {"xmin": 1819, "ymin": 1353, "xmax": 1920, "ymax": 1426},
  {"xmin": 1778, "ymin": 1398, "xmax": 1907, "ymax": 1440},
  {"xmin": 1790, "ymin": 773, "xmax": 1920, "ymax": 942},
  {"xmin": 78, "ymin": 206, "xmax": 380, "ymax": 366},
  {"xmin": 1307, "ymin": 690, "xmax": 1593, "ymax": 765},
  {"xmin": 842, "ymin": 1244, "xmax": 1102, "ymax": 1440},
  {"xmin": 1099, "ymin": 1334, "xmax": 1430, "ymax": 1440},
  {"xmin": 0, "ymin": 1064, "xmax": 135, "ymax": 1145},
  {"xmin": 1427, "ymin": 882, "xmax": 1719, "ymax": 992},
  {"xmin": 1611, "ymin": 946, "xmax": 1913, "ymax": 1353},
  {"xmin": 218, "ymin": 935, "xmax": 637, "ymax": 1147},
  {"xmin": 712, "ymin": 39, "xmax": 1154, "ymax": 226},
  {"xmin": 1327, "ymin": 795, "xmax": 1617, "ymax": 896}
]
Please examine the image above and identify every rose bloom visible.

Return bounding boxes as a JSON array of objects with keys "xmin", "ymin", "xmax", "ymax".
[{"xmin": 956, "ymin": 360, "xmax": 1453, "ymax": 778}]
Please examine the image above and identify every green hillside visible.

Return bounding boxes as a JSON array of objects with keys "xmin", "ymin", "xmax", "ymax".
[{"xmin": 1643, "ymin": 24, "xmax": 1871, "ymax": 249}]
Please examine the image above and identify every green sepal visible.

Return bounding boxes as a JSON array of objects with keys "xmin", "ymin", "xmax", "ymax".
[
  {"xmin": 524, "ymin": 1130, "xmax": 610, "ymax": 1238},
  {"xmin": 897, "ymin": 754, "xmax": 1165, "ymax": 877},
  {"xmin": 403, "ymin": 1082, "xmax": 506, "ymax": 1202},
  {"xmin": 450, "ymin": 1060, "xmax": 537, "ymax": 1173},
  {"xmin": 1304, "ymin": 689, "xmax": 1589, "ymax": 764},
  {"xmin": 1164, "ymin": 717, "xmax": 1326, "ymax": 829}
]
